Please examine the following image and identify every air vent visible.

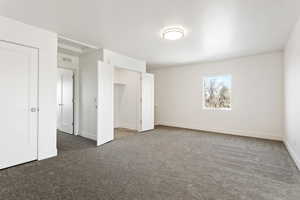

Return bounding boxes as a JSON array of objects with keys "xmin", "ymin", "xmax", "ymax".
[{"xmin": 62, "ymin": 57, "xmax": 73, "ymax": 63}]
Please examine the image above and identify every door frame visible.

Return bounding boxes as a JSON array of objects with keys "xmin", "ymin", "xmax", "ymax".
[
  {"xmin": 113, "ymin": 66, "xmax": 142, "ymax": 132},
  {"xmin": 0, "ymin": 39, "xmax": 40, "ymax": 162},
  {"xmin": 97, "ymin": 52, "xmax": 149, "ymax": 145},
  {"xmin": 98, "ymin": 62, "xmax": 154, "ymax": 145},
  {"xmin": 57, "ymin": 67, "xmax": 75, "ymax": 134}
]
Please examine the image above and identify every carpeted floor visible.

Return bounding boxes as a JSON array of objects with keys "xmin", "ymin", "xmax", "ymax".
[
  {"xmin": 114, "ymin": 128, "xmax": 138, "ymax": 140},
  {"xmin": 1, "ymin": 126, "xmax": 300, "ymax": 200},
  {"xmin": 57, "ymin": 131, "xmax": 96, "ymax": 153}
]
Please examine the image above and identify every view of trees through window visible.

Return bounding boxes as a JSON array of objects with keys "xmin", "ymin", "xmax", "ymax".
[{"xmin": 203, "ymin": 75, "xmax": 231, "ymax": 110}]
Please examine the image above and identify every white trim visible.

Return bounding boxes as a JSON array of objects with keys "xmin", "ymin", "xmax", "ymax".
[
  {"xmin": 157, "ymin": 122, "xmax": 283, "ymax": 141},
  {"xmin": 284, "ymin": 140, "xmax": 300, "ymax": 170}
]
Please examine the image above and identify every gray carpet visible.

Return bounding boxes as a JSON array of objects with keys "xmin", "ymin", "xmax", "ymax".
[
  {"xmin": 57, "ymin": 131, "xmax": 96, "ymax": 153},
  {"xmin": 114, "ymin": 128, "xmax": 138, "ymax": 140},
  {"xmin": 1, "ymin": 126, "xmax": 300, "ymax": 200}
]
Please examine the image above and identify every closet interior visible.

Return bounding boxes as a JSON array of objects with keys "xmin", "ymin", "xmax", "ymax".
[{"xmin": 114, "ymin": 67, "xmax": 141, "ymax": 139}]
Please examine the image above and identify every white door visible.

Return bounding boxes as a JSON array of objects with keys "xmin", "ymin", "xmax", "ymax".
[
  {"xmin": 141, "ymin": 73, "xmax": 154, "ymax": 131},
  {"xmin": 97, "ymin": 61, "xmax": 114, "ymax": 146},
  {"xmin": 0, "ymin": 41, "xmax": 38, "ymax": 169},
  {"xmin": 57, "ymin": 68, "xmax": 74, "ymax": 134}
]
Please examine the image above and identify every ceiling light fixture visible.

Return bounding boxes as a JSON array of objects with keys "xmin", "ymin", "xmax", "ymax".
[{"xmin": 161, "ymin": 26, "xmax": 185, "ymax": 41}]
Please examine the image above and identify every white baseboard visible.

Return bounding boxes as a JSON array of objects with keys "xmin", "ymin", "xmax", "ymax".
[
  {"xmin": 284, "ymin": 140, "xmax": 300, "ymax": 170},
  {"xmin": 157, "ymin": 122, "xmax": 283, "ymax": 141},
  {"xmin": 79, "ymin": 130, "xmax": 97, "ymax": 141}
]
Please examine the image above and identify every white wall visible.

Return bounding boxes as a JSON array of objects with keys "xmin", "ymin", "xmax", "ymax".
[
  {"xmin": 0, "ymin": 16, "xmax": 58, "ymax": 160},
  {"xmin": 58, "ymin": 53, "xmax": 80, "ymax": 135},
  {"xmin": 78, "ymin": 49, "xmax": 145, "ymax": 140},
  {"xmin": 114, "ymin": 85, "xmax": 121, "ymax": 128},
  {"xmin": 103, "ymin": 49, "xmax": 146, "ymax": 73},
  {"xmin": 284, "ymin": 17, "xmax": 300, "ymax": 169},
  {"xmin": 150, "ymin": 52, "xmax": 284, "ymax": 140},
  {"xmin": 79, "ymin": 50, "xmax": 102, "ymax": 140},
  {"xmin": 114, "ymin": 68, "xmax": 140, "ymax": 130}
]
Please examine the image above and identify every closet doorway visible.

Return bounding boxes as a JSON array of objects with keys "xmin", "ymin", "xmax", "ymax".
[
  {"xmin": 97, "ymin": 60, "xmax": 154, "ymax": 145},
  {"xmin": 114, "ymin": 67, "xmax": 140, "ymax": 139}
]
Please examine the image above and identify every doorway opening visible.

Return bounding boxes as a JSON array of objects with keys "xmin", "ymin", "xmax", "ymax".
[
  {"xmin": 113, "ymin": 67, "xmax": 141, "ymax": 139},
  {"xmin": 97, "ymin": 59, "xmax": 154, "ymax": 145},
  {"xmin": 56, "ymin": 39, "xmax": 154, "ymax": 148},
  {"xmin": 56, "ymin": 37, "xmax": 98, "ymax": 153}
]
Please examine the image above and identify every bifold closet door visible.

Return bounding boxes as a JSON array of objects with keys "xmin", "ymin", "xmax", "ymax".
[
  {"xmin": 57, "ymin": 68, "xmax": 74, "ymax": 134},
  {"xmin": 97, "ymin": 61, "xmax": 114, "ymax": 146},
  {"xmin": 0, "ymin": 41, "xmax": 38, "ymax": 169},
  {"xmin": 141, "ymin": 73, "xmax": 154, "ymax": 131}
]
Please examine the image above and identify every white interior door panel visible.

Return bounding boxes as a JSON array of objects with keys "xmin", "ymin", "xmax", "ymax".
[
  {"xmin": 97, "ymin": 61, "xmax": 114, "ymax": 146},
  {"xmin": 141, "ymin": 73, "xmax": 154, "ymax": 131},
  {"xmin": 57, "ymin": 68, "xmax": 74, "ymax": 134},
  {"xmin": 0, "ymin": 41, "xmax": 38, "ymax": 169}
]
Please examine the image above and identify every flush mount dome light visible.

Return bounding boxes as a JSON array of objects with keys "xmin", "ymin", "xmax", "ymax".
[{"xmin": 161, "ymin": 26, "xmax": 185, "ymax": 40}]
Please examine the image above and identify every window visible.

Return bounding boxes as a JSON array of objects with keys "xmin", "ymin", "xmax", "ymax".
[{"xmin": 203, "ymin": 75, "xmax": 232, "ymax": 110}]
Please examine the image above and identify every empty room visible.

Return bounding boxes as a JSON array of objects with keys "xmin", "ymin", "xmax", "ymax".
[{"xmin": 0, "ymin": 0, "xmax": 300, "ymax": 199}]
